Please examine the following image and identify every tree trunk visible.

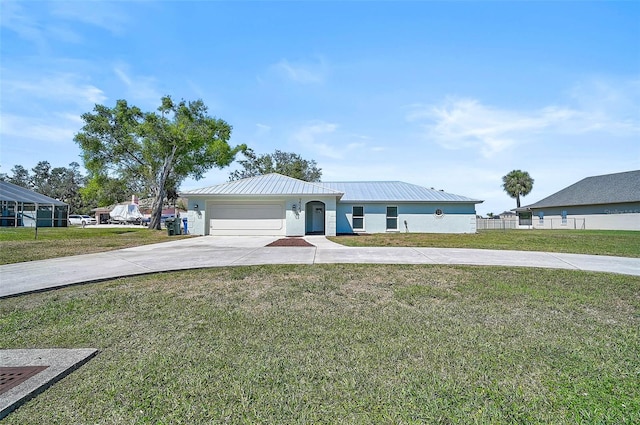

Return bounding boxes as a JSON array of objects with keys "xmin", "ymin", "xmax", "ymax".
[
  {"xmin": 148, "ymin": 146, "xmax": 178, "ymax": 230},
  {"xmin": 148, "ymin": 187, "xmax": 165, "ymax": 230},
  {"xmin": 516, "ymin": 194, "xmax": 521, "ymax": 208}
]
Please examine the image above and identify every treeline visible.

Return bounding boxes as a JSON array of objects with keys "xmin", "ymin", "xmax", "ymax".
[
  {"xmin": 0, "ymin": 161, "xmax": 135, "ymax": 214},
  {"xmin": 1, "ymin": 161, "xmax": 89, "ymax": 213}
]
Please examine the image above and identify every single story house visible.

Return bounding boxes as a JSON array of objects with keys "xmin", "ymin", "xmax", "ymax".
[
  {"xmin": 514, "ymin": 170, "xmax": 640, "ymax": 231},
  {"xmin": 179, "ymin": 173, "xmax": 483, "ymax": 236},
  {"xmin": 0, "ymin": 181, "xmax": 68, "ymax": 227}
]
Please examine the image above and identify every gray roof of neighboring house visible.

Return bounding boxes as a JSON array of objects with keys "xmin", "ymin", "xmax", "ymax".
[
  {"xmin": 0, "ymin": 181, "xmax": 68, "ymax": 206},
  {"xmin": 322, "ymin": 181, "xmax": 483, "ymax": 203},
  {"xmin": 180, "ymin": 173, "xmax": 344, "ymax": 196},
  {"xmin": 521, "ymin": 170, "xmax": 640, "ymax": 209}
]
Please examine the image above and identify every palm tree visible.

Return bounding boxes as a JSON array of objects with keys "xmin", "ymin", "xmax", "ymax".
[{"xmin": 502, "ymin": 170, "xmax": 534, "ymax": 208}]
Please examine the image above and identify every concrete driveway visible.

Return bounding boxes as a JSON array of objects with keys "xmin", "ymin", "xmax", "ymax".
[{"xmin": 1, "ymin": 236, "xmax": 639, "ymax": 298}]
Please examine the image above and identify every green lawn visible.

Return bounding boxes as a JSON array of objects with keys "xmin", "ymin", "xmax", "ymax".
[
  {"xmin": 0, "ymin": 227, "xmax": 191, "ymax": 265},
  {"xmin": 1, "ymin": 228, "xmax": 638, "ymax": 266},
  {"xmin": 1, "ymin": 265, "xmax": 638, "ymax": 424},
  {"xmin": 329, "ymin": 230, "xmax": 640, "ymax": 258}
]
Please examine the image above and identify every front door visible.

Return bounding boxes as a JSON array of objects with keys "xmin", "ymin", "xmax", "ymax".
[{"xmin": 305, "ymin": 201, "xmax": 325, "ymax": 235}]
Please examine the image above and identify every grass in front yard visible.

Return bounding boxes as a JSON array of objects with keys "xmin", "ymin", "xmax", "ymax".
[
  {"xmin": 0, "ymin": 227, "xmax": 191, "ymax": 265},
  {"xmin": 1, "ymin": 265, "xmax": 638, "ymax": 424},
  {"xmin": 329, "ymin": 229, "xmax": 640, "ymax": 258}
]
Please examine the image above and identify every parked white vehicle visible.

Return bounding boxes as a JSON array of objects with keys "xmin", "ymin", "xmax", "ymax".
[{"xmin": 69, "ymin": 214, "xmax": 97, "ymax": 225}]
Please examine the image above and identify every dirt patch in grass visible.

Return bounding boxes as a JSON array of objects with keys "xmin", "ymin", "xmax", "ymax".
[{"xmin": 266, "ymin": 237, "xmax": 315, "ymax": 247}]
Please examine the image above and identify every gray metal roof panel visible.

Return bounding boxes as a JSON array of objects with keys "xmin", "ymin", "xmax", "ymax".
[
  {"xmin": 180, "ymin": 173, "xmax": 344, "ymax": 196},
  {"xmin": 0, "ymin": 181, "xmax": 68, "ymax": 206},
  {"xmin": 522, "ymin": 170, "xmax": 640, "ymax": 209},
  {"xmin": 322, "ymin": 181, "xmax": 483, "ymax": 203}
]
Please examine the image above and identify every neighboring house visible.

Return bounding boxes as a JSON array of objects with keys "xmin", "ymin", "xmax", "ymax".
[
  {"xmin": 0, "ymin": 181, "xmax": 69, "ymax": 227},
  {"xmin": 179, "ymin": 173, "xmax": 483, "ymax": 236},
  {"xmin": 497, "ymin": 211, "xmax": 517, "ymax": 219},
  {"xmin": 515, "ymin": 170, "xmax": 640, "ymax": 230}
]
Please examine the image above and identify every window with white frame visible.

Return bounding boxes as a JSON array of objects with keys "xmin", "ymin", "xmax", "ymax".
[
  {"xmin": 352, "ymin": 206, "xmax": 364, "ymax": 231},
  {"xmin": 386, "ymin": 206, "xmax": 398, "ymax": 231}
]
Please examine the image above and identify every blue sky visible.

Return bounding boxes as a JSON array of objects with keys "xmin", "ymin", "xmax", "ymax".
[{"xmin": 1, "ymin": 1, "xmax": 638, "ymax": 215}]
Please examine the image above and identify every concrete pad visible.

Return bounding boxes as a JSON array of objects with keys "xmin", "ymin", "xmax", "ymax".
[
  {"xmin": 415, "ymin": 248, "xmax": 579, "ymax": 270},
  {"xmin": 109, "ymin": 246, "xmax": 252, "ymax": 270},
  {"xmin": 232, "ymin": 247, "xmax": 317, "ymax": 265},
  {"xmin": 303, "ymin": 236, "xmax": 345, "ymax": 249},
  {"xmin": 2, "ymin": 236, "xmax": 639, "ymax": 299},
  {"xmin": 314, "ymin": 247, "xmax": 436, "ymax": 264},
  {"xmin": 0, "ymin": 348, "xmax": 98, "ymax": 419},
  {"xmin": 0, "ymin": 254, "xmax": 153, "ymax": 298},
  {"xmin": 551, "ymin": 253, "xmax": 640, "ymax": 276}
]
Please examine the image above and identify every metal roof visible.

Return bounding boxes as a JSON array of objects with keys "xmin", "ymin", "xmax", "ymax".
[
  {"xmin": 521, "ymin": 170, "xmax": 640, "ymax": 209},
  {"xmin": 180, "ymin": 173, "xmax": 344, "ymax": 196},
  {"xmin": 181, "ymin": 174, "xmax": 482, "ymax": 203},
  {"xmin": 0, "ymin": 181, "xmax": 68, "ymax": 206},
  {"xmin": 322, "ymin": 181, "xmax": 483, "ymax": 203}
]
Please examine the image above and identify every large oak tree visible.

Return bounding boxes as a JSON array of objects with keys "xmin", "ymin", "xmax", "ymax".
[
  {"xmin": 75, "ymin": 96, "xmax": 245, "ymax": 229},
  {"xmin": 229, "ymin": 149, "xmax": 322, "ymax": 182}
]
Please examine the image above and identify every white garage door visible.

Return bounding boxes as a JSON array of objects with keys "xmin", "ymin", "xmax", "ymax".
[{"xmin": 209, "ymin": 203, "xmax": 285, "ymax": 236}]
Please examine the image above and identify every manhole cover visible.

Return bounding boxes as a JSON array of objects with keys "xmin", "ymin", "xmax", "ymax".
[{"xmin": 0, "ymin": 366, "xmax": 49, "ymax": 395}]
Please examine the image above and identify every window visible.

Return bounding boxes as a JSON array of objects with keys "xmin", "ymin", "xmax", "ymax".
[
  {"xmin": 518, "ymin": 212, "xmax": 532, "ymax": 226},
  {"xmin": 435, "ymin": 208, "xmax": 444, "ymax": 217},
  {"xmin": 352, "ymin": 206, "xmax": 364, "ymax": 231},
  {"xmin": 561, "ymin": 210, "xmax": 567, "ymax": 225},
  {"xmin": 386, "ymin": 206, "xmax": 398, "ymax": 231},
  {"xmin": 538, "ymin": 212, "xmax": 544, "ymax": 224}
]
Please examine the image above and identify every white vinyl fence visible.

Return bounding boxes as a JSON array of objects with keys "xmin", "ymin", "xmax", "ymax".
[
  {"xmin": 477, "ymin": 217, "xmax": 588, "ymax": 230},
  {"xmin": 476, "ymin": 218, "xmax": 518, "ymax": 230}
]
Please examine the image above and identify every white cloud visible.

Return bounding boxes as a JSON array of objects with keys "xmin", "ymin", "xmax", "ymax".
[
  {"xmin": 409, "ymin": 78, "xmax": 640, "ymax": 159},
  {"xmin": 346, "ymin": 142, "xmax": 366, "ymax": 150},
  {"xmin": 0, "ymin": 1, "xmax": 47, "ymax": 50},
  {"xmin": 0, "ymin": 1, "xmax": 124, "ymax": 50},
  {"xmin": 408, "ymin": 98, "xmax": 576, "ymax": 158},
  {"xmin": 113, "ymin": 64, "xmax": 161, "ymax": 105},
  {"xmin": 290, "ymin": 123, "xmax": 386, "ymax": 160},
  {"xmin": 50, "ymin": 1, "xmax": 130, "ymax": 35},
  {"xmin": 271, "ymin": 58, "xmax": 328, "ymax": 84},
  {"xmin": 0, "ymin": 113, "xmax": 78, "ymax": 144},
  {"xmin": 256, "ymin": 123, "xmax": 271, "ymax": 132},
  {"xmin": 2, "ymin": 72, "xmax": 106, "ymax": 106},
  {"xmin": 291, "ymin": 121, "xmax": 342, "ymax": 159},
  {"xmin": 566, "ymin": 77, "xmax": 640, "ymax": 135}
]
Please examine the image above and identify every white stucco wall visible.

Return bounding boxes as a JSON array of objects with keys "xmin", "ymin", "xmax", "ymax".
[
  {"xmin": 185, "ymin": 195, "xmax": 340, "ymax": 236},
  {"xmin": 186, "ymin": 197, "xmax": 207, "ymax": 235},
  {"xmin": 336, "ymin": 203, "xmax": 478, "ymax": 234},
  {"xmin": 285, "ymin": 196, "xmax": 338, "ymax": 236}
]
